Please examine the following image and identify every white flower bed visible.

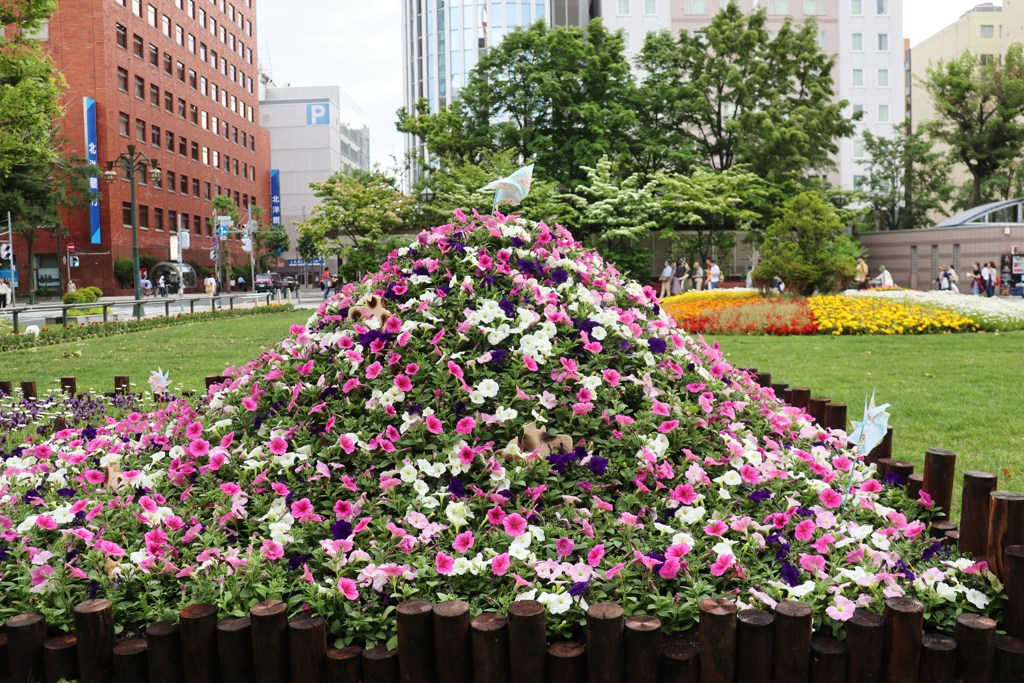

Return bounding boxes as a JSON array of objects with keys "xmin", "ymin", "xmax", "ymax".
[{"xmin": 845, "ymin": 289, "xmax": 1024, "ymax": 331}]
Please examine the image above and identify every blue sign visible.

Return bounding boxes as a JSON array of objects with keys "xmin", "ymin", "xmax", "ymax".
[
  {"xmin": 84, "ymin": 98, "xmax": 101, "ymax": 245},
  {"xmin": 0, "ymin": 268, "xmax": 17, "ymax": 286},
  {"xmin": 306, "ymin": 102, "xmax": 330, "ymax": 126},
  {"xmin": 286, "ymin": 258, "xmax": 325, "ymax": 267},
  {"xmin": 270, "ymin": 169, "xmax": 282, "ymax": 226}
]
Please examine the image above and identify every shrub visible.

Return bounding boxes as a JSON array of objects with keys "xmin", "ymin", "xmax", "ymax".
[
  {"xmin": 113, "ymin": 258, "xmax": 135, "ymax": 288},
  {"xmin": 83, "ymin": 286, "xmax": 104, "ymax": 299},
  {"xmin": 62, "ymin": 289, "xmax": 97, "ymax": 305}
]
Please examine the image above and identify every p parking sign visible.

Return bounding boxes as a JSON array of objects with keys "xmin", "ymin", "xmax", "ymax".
[{"xmin": 306, "ymin": 102, "xmax": 330, "ymax": 126}]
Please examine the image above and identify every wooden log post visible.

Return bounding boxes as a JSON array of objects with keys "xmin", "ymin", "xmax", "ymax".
[
  {"xmin": 433, "ymin": 600, "xmax": 471, "ymax": 683},
  {"xmin": 397, "ymin": 600, "xmax": 435, "ymax": 683},
  {"xmin": 216, "ymin": 617, "xmax": 254, "ymax": 683},
  {"xmin": 944, "ymin": 529, "xmax": 960, "ymax": 547},
  {"xmin": 0, "ymin": 633, "xmax": 8, "ymax": 683},
  {"xmin": 922, "ymin": 448, "xmax": 957, "ymax": 519},
  {"xmin": 179, "ymin": 603, "xmax": 218, "ymax": 683},
  {"xmin": 205, "ymin": 375, "xmax": 226, "ymax": 389},
  {"xmin": 789, "ymin": 387, "xmax": 811, "ymax": 410},
  {"xmin": 20, "ymin": 380, "xmax": 36, "ymax": 401},
  {"xmin": 781, "ymin": 387, "xmax": 794, "ymax": 404},
  {"xmin": 659, "ymin": 636, "xmax": 699, "ymax": 683},
  {"xmin": 471, "ymin": 613, "xmax": 510, "ymax": 683},
  {"xmin": 699, "ymin": 598, "xmax": 736, "ymax": 683},
  {"xmin": 736, "ymin": 609, "xmax": 773, "ymax": 683},
  {"xmin": 7, "ymin": 613, "xmax": 46, "ymax": 683},
  {"xmin": 42, "ymin": 633, "xmax": 78, "ymax": 683},
  {"xmin": 0, "ymin": 379, "xmax": 13, "ymax": 396},
  {"xmin": 809, "ymin": 636, "xmax": 846, "ymax": 683},
  {"xmin": 886, "ymin": 460, "xmax": 915, "ymax": 485},
  {"xmin": 546, "ymin": 642, "xmax": 585, "ymax": 683},
  {"xmin": 823, "ymin": 402, "xmax": 847, "ymax": 432},
  {"xmin": 960, "ymin": 471, "xmax": 998, "ymax": 556},
  {"xmin": 808, "ymin": 397, "xmax": 830, "ymax": 425},
  {"xmin": 754, "ymin": 372, "xmax": 772, "ymax": 388},
  {"xmin": 929, "ymin": 520, "xmax": 957, "ymax": 540},
  {"xmin": 587, "ymin": 602, "xmax": 624, "ymax": 683},
  {"xmin": 987, "ymin": 491, "xmax": 1024, "ymax": 580},
  {"xmin": 508, "ymin": 600, "xmax": 546, "ymax": 683},
  {"xmin": 75, "ymin": 599, "xmax": 115, "ymax": 683},
  {"xmin": 623, "ymin": 615, "xmax": 661, "ymax": 683},
  {"xmin": 289, "ymin": 615, "xmax": 327, "ymax": 683},
  {"xmin": 920, "ymin": 633, "xmax": 956, "ymax": 683},
  {"xmin": 773, "ymin": 600, "xmax": 812, "ymax": 683},
  {"xmin": 1006, "ymin": 546, "xmax": 1024, "ymax": 640},
  {"xmin": 994, "ymin": 635, "xmax": 1024, "ymax": 682},
  {"xmin": 883, "ymin": 597, "xmax": 924, "ymax": 683},
  {"xmin": 954, "ymin": 612, "xmax": 996, "ymax": 683},
  {"xmin": 362, "ymin": 646, "xmax": 399, "ymax": 683},
  {"xmin": 60, "ymin": 376, "xmax": 77, "ymax": 396},
  {"xmin": 113, "ymin": 638, "xmax": 148, "ymax": 683},
  {"xmin": 771, "ymin": 382, "xmax": 789, "ymax": 399},
  {"xmin": 846, "ymin": 609, "xmax": 885, "ymax": 683},
  {"xmin": 250, "ymin": 600, "xmax": 289, "ymax": 683},
  {"xmin": 907, "ymin": 474, "xmax": 924, "ymax": 499},
  {"xmin": 866, "ymin": 426, "xmax": 893, "ymax": 466},
  {"xmin": 114, "ymin": 375, "xmax": 130, "ymax": 395},
  {"xmin": 326, "ymin": 645, "xmax": 362, "ymax": 683},
  {"xmin": 145, "ymin": 620, "xmax": 184, "ymax": 683}
]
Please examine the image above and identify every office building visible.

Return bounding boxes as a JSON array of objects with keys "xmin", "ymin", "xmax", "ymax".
[
  {"xmin": 260, "ymin": 85, "xmax": 371, "ymax": 282},
  {"xmin": 11, "ymin": 0, "xmax": 271, "ymax": 295}
]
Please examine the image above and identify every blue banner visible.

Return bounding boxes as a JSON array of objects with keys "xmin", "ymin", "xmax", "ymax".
[
  {"xmin": 0, "ymin": 268, "xmax": 16, "ymax": 286},
  {"xmin": 84, "ymin": 98, "xmax": 101, "ymax": 244},
  {"xmin": 270, "ymin": 169, "xmax": 282, "ymax": 226},
  {"xmin": 286, "ymin": 258, "xmax": 324, "ymax": 267}
]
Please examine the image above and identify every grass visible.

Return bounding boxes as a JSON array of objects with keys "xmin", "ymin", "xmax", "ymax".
[
  {"xmin": 708, "ymin": 330, "xmax": 1024, "ymax": 517},
  {"xmin": 0, "ymin": 308, "xmax": 313, "ymax": 393}
]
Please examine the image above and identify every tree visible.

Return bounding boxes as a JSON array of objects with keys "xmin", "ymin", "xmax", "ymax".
[
  {"xmin": 922, "ymin": 44, "xmax": 1024, "ymax": 209},
  {"xmin": 635, "ymin": 5, "xmax": 853, "ymax": 184},
  {"xmin": 297, "ymin": 230, "xmax": 321, "ymax": 264},
  {"xmin": 397, "ymin": 19, "xmax": 637, "ymax": 188},
  {"xmin": 753, "ymin": 192, "xmax": 859, "ymax": 295},
  {"xmin": 861, "ymin": 124, "xmax": 953, "ymax": 230},
  {"xmin": 242, "ymin": 205, "xmax": 289, "ymax": 272},
  {"xmin": 296, "ymin": 169, "xmax": 414, "ymax": 282}
]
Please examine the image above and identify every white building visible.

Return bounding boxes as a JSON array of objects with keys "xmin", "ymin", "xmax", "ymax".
[
  {"xmin": 596, "ymin": 0, "xmax": 672, "ymax": 64},
  {"xmin": 259, "ymin": 85, "xmax": 370, "ymax": 281}
]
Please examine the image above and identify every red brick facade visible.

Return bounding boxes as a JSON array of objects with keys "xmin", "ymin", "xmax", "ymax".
[{"xmin": 14, "ymin": 0, "xmax": 270, "ymax": 295}]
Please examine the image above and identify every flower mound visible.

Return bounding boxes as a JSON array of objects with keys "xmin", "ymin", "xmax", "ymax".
[
  {"xmin": 0, "ymin": 213, "xmax": 1001, "ymax": 643},
  {"xmin": 809, "ymin": 295, "xmax": 977, "ymax": 335}
]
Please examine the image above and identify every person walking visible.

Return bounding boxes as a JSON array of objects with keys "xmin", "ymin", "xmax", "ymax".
[
  {"xmin": 0, "ymin": 276, "xmax": 9, "ymax": 309},
  {"xmin": 320, "ymin": 267, "xmax": 332, "ymax": 299},
  {"xmin": 658, "ymin": 260, "xmax": 673, "ymax": 298},
  {"xmin": 981, "ymin": 261, "xmax": 996, "ymax": 297},
  {"xmin": 158, "ymin": 274, "xmax": 167, "ymax": 297},
  {"xmin": 707, "ymin": 258, "xmax": 721, "ymax": 290},
  {"xmin": 671, "ymin": 261, "xmax": 684, "ymax": 296},
  {"xmin": 692, "ymin": 261, "xmax": 704, "ymax": 292},
  {"xmin": 969, "ymin": 262, "xmax": 982, "ymax": 295},
  {"xmin": 854, "ymin": 257, "xmax": 869, "ymax": 290},
  {"xmin": 237, "ymin": 275, "xmax": 246, "ymax": 292}
]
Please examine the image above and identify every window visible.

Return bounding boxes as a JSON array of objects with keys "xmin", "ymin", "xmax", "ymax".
[
  {"xmin": 187, "ymin": 0, "xmax": 194, "ymax": 18},
  {"xmin": 179, "ymin": 135, "xmax": 186, "ymax": 156},
  {"xmin": 150, "ymin": 84, "xmax": 159, "ymax": 106},
  {"xmin": 151, "ymin": 124, "xmax": 161, "ymax": 145},
  {"xmin": 854, "ymin": 138, "xmax": 866, "ymax": 159},
  {"xmin": 804, "ymin": 0, "xmax": 824, "ymax": 14},
  {"xmin": 203, "ymin": 181, "xmax": 211, "ymax": 200},
  {"xmin": 852, "ymin": 68, "xmax": 864, "ymax": 86},
  {"xmin": 169, "ymin": 210, "xmax": 178, "ymax": 230},
  {"xmin": 683, "ymin": 0, "xmax": 705, "ymax": 13},
  {"xmin": 149, "ymin": 44, "xmax": 158, "ymax": 66},
  {"xmin": 176, "ymin": 62, "xmax": 185, "ymax": 82},
  {"xmin": 877, "ymin": 33, "xmax": 888, "ymax": 51},
  {"xmin": 154, "ymin": 208, "xmax": 164, "ymax": 231},
  {"xmin": 162, "ymin": 14, "xmax": 170, "ymax": 37},
  {"xmin": 166, "ymin": 171, "xmax": 175, "ymax": 193},
  {"xmin": 851, "ymin": 0, "xmax": 862, "ymax": 14},
  {"xmin": 136, "ymin": 118, "xmax": 146, "ymax": 142},
  {"xmin": 117, "ymin": 67, "xmax": 128, "ymax": 91},
  {"xmin": 192, "ymin": 141, "xmax": 199, "ymax": 160},
  {"xmin": 644, "ymin": 0, "xmax": 656, "ymax": 13},
  {"xmin": 876, "ymin": 0, "xmax": 887, "ymax": 15},
  {"xmin": 981, "ymin": 24, "xmax": 995, "ymax": 39},
  {"xmin": 767, "ymin": 0, "xmax": 789, "ymax": 13},
  {"xmin": 852, "ymin": 103, "xmax": 864, "ymax": 117},
  {"xmin": 194, "ymin": 215, "xmax": 202, "ymax": 236},
  {"xmin": 188, "ymin": 34, "xmax": 196, "ymax": 53},
  {"xmin": 116, "ymin": 24, "xmax": 127, "ymax": 49},
  {"xmin": 189, "ymin": 70, "xmax": 197, "ymax": 89},
  {"xmin": 212, "ymin": 150, "xmax": 219, "ymax": 167},
  {"xmin": 201, "ymin": 111, "xmax": 208, "ymax": 129},
  {"xmin": 132, "ymin": 0, "xmax": 141, "ymax": 15},
  {"xmin": 180, "ymin": 174, "xmax": 188, "ymax": 194},
  {"xmin": 818, "ymin": 31, "xmax": 826, "ymax": 50},
  {"xmin": 617, "ymin": 0, "xmax": 628, "ymax": 13},
  {"xmin": 119, "ymin": 112, "xmax": 130, "ymax": 136},
  {"xmin": 853, "ymin": 175, "xmax": 866, "ymax": 191},
  {"xmin": 878, "ymin": 104, "xmax": 889, "ymax": 122},
  {"xmin": 878, "ymin": 68, "xmax": 889, "ymax": 86},
  {"xmin": 981, "ymin": 53, "xmax": 996, "ymax": 66},
  {"xmin": 122, "ymin": 202, "xmax": 133, "ymax": 226},
  {"xmin": 164, "ymin": 91, "xmax": 173, "ymax": 112},
  {"xmin": 190, "ymin": 104, "xmax": 198, "ymax": 124},
  {"xmin": 851, "ymin": 33, "xmax": 862, "ymax": 51},
  {"xmin": 175, "ymin": 24, "xmax": 184, "ymax": 45},
  {"xmin": 200, "ymin": 77, "xmax": 208, "ymax": 96},
  {"xmin": 178, "ymin": 97, "xmax": 187, "ymax": 118},
  {"xmin": 133, "ymin": 34, "xmax": 144, "ymax": 58},
  {"xmin": 192, "ymin": 178, "xmax": 200, "ymax": 198},
  {"xmin": 147, "ymin": 4, "xmax": 156, "ymax": 27},
  {"xmin": 134, "ymin": 75, "xmax": 145, "ymax": 99},
  {"xmin": 166, "ymin": 129, "xmax": 174, "ymax": 151},
  {"xmin": 138, "ymin": 205, "xmax": 149, "ymax": 229},
  {"xmin": 163, "ymin": 53, "xmax": 172, "ymax": 75}
]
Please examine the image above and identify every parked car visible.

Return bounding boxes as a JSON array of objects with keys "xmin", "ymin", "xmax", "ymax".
[
  {"xmin": 254, "ymin": 272, "xmax": 284, "ymax": 293},
  {"xmin": 282, "ymin": 276, "xmax": 297, "ymax": 292}
]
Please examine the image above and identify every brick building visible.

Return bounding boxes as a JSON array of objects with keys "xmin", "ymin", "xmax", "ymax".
[{"xmin": 14, "ymin": 0, "xmax": 270, "ymax": 295}]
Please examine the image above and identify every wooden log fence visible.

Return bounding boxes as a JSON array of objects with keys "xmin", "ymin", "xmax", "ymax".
[{"xmin": 1, "ymin": 369, "xmax": 1022, "ymax": 681}]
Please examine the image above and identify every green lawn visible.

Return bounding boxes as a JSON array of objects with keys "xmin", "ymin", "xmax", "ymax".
[
  {"xmin": 0, "ymin": 309, "xmax": 313, "ymax": 393},
  {"xmin": 709, "ymin": 331, "xmax": 1024, "ymax": 515}
]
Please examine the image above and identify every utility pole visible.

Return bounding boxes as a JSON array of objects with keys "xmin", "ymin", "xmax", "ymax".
[{"xmin": 5, "ymin": 211, "xmax": 15, "ymax": 306}]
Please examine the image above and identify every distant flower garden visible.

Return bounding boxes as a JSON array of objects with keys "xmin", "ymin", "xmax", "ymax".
[{"xmin": 659, "ymin": 289, "xmax": 1021, "ymax": 335}]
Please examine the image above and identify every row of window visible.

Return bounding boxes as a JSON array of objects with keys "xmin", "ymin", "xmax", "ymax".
[
  {"xmin": 852, "ymin": 68, "xmax": 890, "ymax": 87},
  {"xmin": 117, "ymin": 111, "xmax": 257, "ymax": 182},
  {"xmin": 851, "ymin": 33, "xmax": 890, "ymax": 52},
  {"xmin": 680, "ymin": 0, "xmax": 889, "ymax": 16},
  {"xmin": 852, "ymin": 103, "xmax": 892, "ymax": 124},
  {"xmin": 121, "ymin": 201, "xmax": 253, "ymax": 237},
  {"xmin": 115, "ymin": 0, "xmax": 254, "ymax": 60},
  {"xmin": 616, "ymin": 0, "xmax": 657, "ymax": 15},
  {"xmin": 115, "ymin": 24, "xmax": 254, "ymax": 124}
]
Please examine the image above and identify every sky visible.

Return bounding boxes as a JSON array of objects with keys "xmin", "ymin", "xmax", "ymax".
[{"xmin": 255, "ymin": 1, "xmax": 994, "ymax": 170}]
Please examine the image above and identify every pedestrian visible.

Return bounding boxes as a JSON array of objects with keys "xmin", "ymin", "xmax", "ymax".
[
  {"xmin": 680, "ymin": 261, "xmax": 692, "ymax": 292},
  {"xmin": 981, "ymin": 261, "xmax": 995, "ymax": 297},
  {"xmin": 970, "ymin": 262, "xmax": 982, "ymax": 296},
  {"xmin": 658, "ymin": 260, "xmax": 673, "ymax": 298},
  {"xmin": 140, "ymin": 275, "xmax": 153, "ymax": 296},
  {"xmin": 854, "ymin": 257, "xmax": 869, "ymax": 290},
  {"xmin": 706, "ymin": 258, "xmax": 721, "ymax": 290},
  {"xmin": 204, "ymin": 275, "xmax": 215, "ymax": 296},
  {"xmin": 158, "ymin": 274, "xmax": 167, "ymax": 297},
  {"xmin": 745, "ymin": 263, "xmax": 753, "ymax": 289},
  {"xmin": 320, "ymin": 267, "xmax": 332, "ymax": 299},
  {"xmin": 0, "ymin": 276, "xmax": 9, "ymax": 309},
  {"xmin": 878, "ymin": 265, "xmax": 894, "ymax": 288},
  {"xmin": 237, "ymin": 275, "xmax": 246, "ymax": 292},
  {"xmin": 671, "ymin": 260, "xmax": 684, "ymax": 296},
  {"xmin": 692, "ymin": 261, "xmax": 704, "ymax": 292}
]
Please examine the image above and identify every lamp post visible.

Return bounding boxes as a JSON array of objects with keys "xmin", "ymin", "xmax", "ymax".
[{"xmin": 103, "ymin": 144, "xmax": 161, "ymax": 302}]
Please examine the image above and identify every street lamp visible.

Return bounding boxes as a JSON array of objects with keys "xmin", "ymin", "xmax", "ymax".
[{"xmin": 103, "ymin": 144, "xmax": 161, "ymax": 302}]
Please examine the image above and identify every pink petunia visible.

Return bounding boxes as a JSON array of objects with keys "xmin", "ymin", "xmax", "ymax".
[
  {"xmin": 365, "ymin": 362, "xmax": 383, "ymax": 379},
  {"xmin": 523, "ymin": 355, "xmax": 538, "ymax": 372},
  {"xmin": 337, "ymin": 577, "xmax": 359, "ymax": 600},
  {"xmin": 435, "ymin": 552, "xmax": 455, "ymax": 575},
  {"xmin": 453, "ymin": 531, "xmax": 475, "ymax": 553},
  {"xmin": 587, "ymin": 544, "xmax": 605, "ymax": 567},
  {"xmin": 394, "ymin": 375, "xmax": 413, "ymax": 392},
  {"xmin": 405, "ymin": 363, "xmax": 420, "ymax": 375},
  {"xmin": 670, "ymin": 484, "xmax": 698, "ymax": 505},
  {"xmin": 185, "ymin": 422, "xmax": 204, "ymax": 439},
  {"xmin": 83, "ymin": 469, "xmax": 106, "ymax": 485},
  {"xmin": 710, "ymin": 553, "xmax": 734, "ymax": 577},
  {"xmin": 188, "ymin": 439, "xmax": 210, "ymax": 458},
  {"xmin": 826, "ymin": 595, "xmax": 856, "ymax": 621},
  {"xmin": 290, "ymin": 498, "xmax": 318, "ymax": 522},
  {"xmin": 739, "ymin": 464, "xmax": 760, "ymax": 485},
  {"xmin": 447, "ymin": 361, "xmax": 464, "ymax": 379},
  {"xmin": 455, "ymin": 417, "xmax": 476, "ymax": 435},
  {"xmin": 502, "ymin": 513, "xmax": 527, "ymax": 537},
  {"xmin": 794, "ymin": 519, "xmax": 817, "ymax": 542},
  {"xmin": 819, "ymin": 488, "xmax": 843, "ymax": 509},
  {"xmin": 241, "ymin": 396, "xmax": 258, "ymax": 411},
  {"xmin": 659, "ymin": 557, "xmax": 682, "ymax": 579},
  {"xmin": 799, "ymin": 553, "xmax": 826, "ymax": 576},
  {"xmin": 267, "ymin": 436, "xmax": 288, "ymax": 455},
  {"xmin": 338, "ymin": 434, "xmax": 357, "ymax": 454},
  {"xmin": 297, "ymin": 360, "xmax": 315, "ymax": 376},
  {"xmin": 606, "ymin": 562, "xmax": 626, "ymax": 579},
  {"xmin": 261, "ymin": 539, "xmax": 284, "ymax": 561},
  {"xmin": 703, "ymin": 520, "xmax": 728, "ymax": 537},
  {"xmin": 666, "ymin": 543, "xmax": 691, "ymax": 560},
  {"xmin": 555, "ymin": 538, "xmax": 575, "ymax": 557},
  {"xmin": 657, "ymin": 420, "xmax": 680, "ymax": 433},
  {"xmin": 424, "ymin": 415, "xmax": 443, "ymax": 435},
  {"xmin": 487, "ymin": 506, "xmax": 506, "ymax": 526},
  {"xmin": 602, "ymin": 369, "xmax": 621, "ymax": 387},
  {"xmin": 36, "ymin": 515, "xmax": 57, "ymax": 530}
]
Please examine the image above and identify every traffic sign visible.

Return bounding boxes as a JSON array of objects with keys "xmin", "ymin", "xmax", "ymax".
[
  {"xmin": 0, "ymin": 243, "xmax": 10, "ymax": 260},
  {"xmin": 211, "ymin": 236, "xmax": 219, "ymax": 244},
  {"xmin": 217, "ymin": 226, "xmax": 229, "ymax": 238},
  {"xmin": 210, "ymin": 248, "xmax": 218, "ymax": 260},
  {"xmin": 67, "ymin": 242, "xmax": 75, "ymax": 251}
]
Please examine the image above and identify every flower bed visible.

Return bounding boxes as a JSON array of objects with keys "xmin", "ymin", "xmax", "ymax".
[
  {"xmin": 847, "ymin": 289, "xmax": 1024, "ymax": 332},
  {"xmin": 0, "ymin": 214, "xmax": 1002, "ymax": 647},
  {"xmin": 808, "ymin": 295, "xmax": 978, "ymax": 335},
  {"xmin": 679, "ymin": 298, "xmax": 817, "ymax": 336}
]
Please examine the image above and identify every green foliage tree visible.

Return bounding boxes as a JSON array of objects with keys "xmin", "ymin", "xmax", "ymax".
[
  {"xmin": 397, "ymin": 19, "xmax": 637, "ymax": 188},
  {"xmin": 752, "ymin": 192, "xmax": 859, "ymax": 295},
  {"xmin": 244, "ymin": 205, "xmax": 289, "ymax": 272},
  {"xmin": 861, "ymin": 124, "xmax": 953, "ymax": 230},
  {"xmin": 296, "ymin": 230, "xmax": 321, "ymax": 264},
  {"xmin": 635, "ymin": 4, "xmax": 852, "ymax": 184},
  {"xmin": 296, "ymin": 169, "xmax": 414, "ymax": 282},
  {"xmin": 922, "ymin": 44, "xmax": 1024, "ymax": 209}
]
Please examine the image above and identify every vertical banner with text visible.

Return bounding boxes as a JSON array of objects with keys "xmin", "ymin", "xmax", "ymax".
[
  {"xmin": 270, "ymin": 169, "xmax": 282, "ymax": 226},
  {"xmin": 84, "ymin": 97, "xmax": 101, "ymax": 244}
]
